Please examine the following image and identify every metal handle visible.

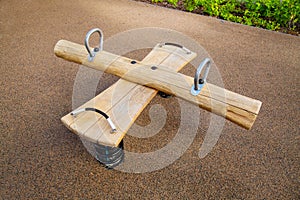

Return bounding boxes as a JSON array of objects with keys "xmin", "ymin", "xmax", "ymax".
[
  {"xmin": 71, "ymin": 108, "xmax": 117, "ymax": 133},
  {"xmin": 85, "ymin": 28, "xmax": 103, "ymax": 62},
  {"xmin": 159, "ymin": 42, "xmax": 191, "ymax": 54},
  {"xmin": 191, "ymin": 58, "xmax": 211, "ymax": 96}
]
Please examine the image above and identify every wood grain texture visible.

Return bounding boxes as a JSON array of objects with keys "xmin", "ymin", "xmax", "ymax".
[
  {"xmin": 56, "ymin": 40, "xmax": 262, "ymax": 131},
  {"xmin": 60, "ymin": 42, "xmax": 197, "ymax": 146}
]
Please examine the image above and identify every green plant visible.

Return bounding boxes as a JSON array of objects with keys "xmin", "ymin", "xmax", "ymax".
[
  {"xmin": 152, "ymin": 0, "xmax": 299, "ymax": 34},
  {"xmin": 152, "ymin": 0, "xmax": 179, "ymax": 6},
  {"xmin": 168, "ymin": 0, "xmax": 179, "ymax": 6},
  {"xmin": 184, "ymin": 0, "xmax": 201, "ymax": 11}
]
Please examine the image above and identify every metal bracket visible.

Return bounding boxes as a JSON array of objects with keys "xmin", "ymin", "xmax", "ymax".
[
  {"xmin": 191, "ymin": 58, "xmax": 211, "ymax": 96},
  {"xmin": 158, "ymin": 91, "xmax": 172, "ymax": 98},
  {"xmin": 85, "ymin": 28, "xmax": 104, "ymax": 62}
]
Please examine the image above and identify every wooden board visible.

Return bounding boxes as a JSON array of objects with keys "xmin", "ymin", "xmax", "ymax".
[
  {"xmin": 61, "ymin": 43, "xmax": 197, "ymax": 146},
  {"xmin": 56, "ymin": 40, "xmax": 262, "ymax": 130}
]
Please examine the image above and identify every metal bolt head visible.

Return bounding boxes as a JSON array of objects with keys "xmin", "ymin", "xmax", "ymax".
[{"xmin": 151, "ymin": 66, "xmax": 157, "ymax": 70}]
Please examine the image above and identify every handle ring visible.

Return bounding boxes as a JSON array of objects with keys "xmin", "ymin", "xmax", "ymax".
[
  {"xmin": 71, "ymin": 108, "xmax": 117, "ymax": 133},
  {"xmin": 159, "ymin": 42, "xmax": 191, "ymax": 54},
  {"xmin": 191, "ymin": 58, "xmax": 211, "ymax": 96},
  {"xmin": 85, "ymin": 28, "xmax": 103, "ymax": 62}
]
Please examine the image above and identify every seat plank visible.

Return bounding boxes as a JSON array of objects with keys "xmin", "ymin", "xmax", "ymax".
[{"xmin": 61, "ymin": 43, "xmax": 196, "ymax": 146}]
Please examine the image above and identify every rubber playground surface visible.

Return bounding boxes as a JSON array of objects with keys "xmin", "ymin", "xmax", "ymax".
[{"xmin": 1, "ymin": 0, "xmax": 299, "ymax": 199}]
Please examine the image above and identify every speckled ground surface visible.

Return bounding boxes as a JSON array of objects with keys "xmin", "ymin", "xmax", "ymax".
[{"xmin": 1, "ymin": 0, "xmax": 299, "ymax": 199}]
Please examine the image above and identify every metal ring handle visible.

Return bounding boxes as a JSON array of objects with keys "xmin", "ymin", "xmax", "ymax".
[
  {"xmin": 191, "ymin": 58, "xmax": 211, "ymax": 96},
  {"xmin": 159, "ymin": 42, "xmax": 191, "ymax": 54},
  {"xmin": 71, "ymin": 108, "xmax": 117, "ymax": 133},
  {"xmin": 85, "ymin": 28, "xmax": 103, "ymax": 61}
]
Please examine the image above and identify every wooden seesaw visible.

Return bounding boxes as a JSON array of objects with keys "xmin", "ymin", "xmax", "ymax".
[{"xmin": 55, "ymin": 28, "xmax": 262, "ymax": 168}]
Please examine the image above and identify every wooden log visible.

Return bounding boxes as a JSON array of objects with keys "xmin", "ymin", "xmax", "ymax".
[{"xmin": 55, "ymin": 40, "xmax": 262, "ymax": 130}]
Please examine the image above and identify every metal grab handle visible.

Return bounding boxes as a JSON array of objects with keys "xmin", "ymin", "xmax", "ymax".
[
  {"xmin": 190, "ymin": 58, "xmax": 211, "ymax": 96},
  {"xmin": 85, "ymin": 28, "xmax": 104, "ymax": 61},
  {"xmin": 71, "ymin": 108, "xmax": 117, "ymax": 133},
  {"xmin": 159, "ymin": 42, "xmax": 191, "ymax": 54}
]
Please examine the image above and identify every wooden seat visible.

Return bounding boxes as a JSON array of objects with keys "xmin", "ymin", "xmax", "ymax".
[{"xmin": 61, "ymin": 43, "xmax": 197, "ymax": 147}]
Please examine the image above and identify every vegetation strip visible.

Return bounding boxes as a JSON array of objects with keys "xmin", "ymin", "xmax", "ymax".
[{"xmin": 135, "ymin": 0, "xmax": 299, "ymax": 35}]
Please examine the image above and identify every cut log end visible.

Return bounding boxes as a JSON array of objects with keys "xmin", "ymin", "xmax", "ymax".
[{"xmin": 54, "ymin": 40, "xmax": 84, "ymax": 65}]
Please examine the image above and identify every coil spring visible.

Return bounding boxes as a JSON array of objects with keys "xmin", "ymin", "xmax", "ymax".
[{"xmin": 94, "ymin": 140, "xmax": 124, "ymax": 169}]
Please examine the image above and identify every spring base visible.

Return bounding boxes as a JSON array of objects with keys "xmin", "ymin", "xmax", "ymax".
[{"xmin": 94, "ymin": 140, "xmax": 124, "ymax": 169}]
